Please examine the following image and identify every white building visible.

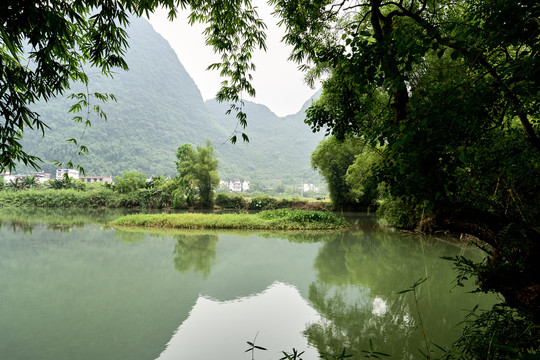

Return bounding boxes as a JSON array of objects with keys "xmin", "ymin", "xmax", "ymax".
[
  {"xmin": 80, "ymin": 175, "xmax": 113, "ymax": 184},
  {"xmin": 56, "ymin": 169, "xmax": 80, "ymax": 179},
  {"xmin": 28, "ymin": 172, "xmax": 51, "ymax": 183},
  {"xmin": 229, "ymin": 180, "xmax": 242, "ymax": 192},
  {"xmin": 223, "ymin": 179, "xmax": 251, "ymax": 192},
  {"xmin": 303, "ymin": 183, "xmax": 319, "ymax": 193},
  {"xmin": 1, "ymin": 172, "xmax": 27, "ymax": 183},
  {"xmin": 0, "ymin": 172, "xmax": 16, "ymax": 183},
  {"xmin": 219, "ymin": 180, "xmax": 229, "ymax": 191}
]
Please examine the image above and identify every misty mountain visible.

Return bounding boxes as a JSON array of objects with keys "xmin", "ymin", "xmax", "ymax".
[{"xmin": 21, "ymin": 17, "xmax": 324, "ymax": 186}]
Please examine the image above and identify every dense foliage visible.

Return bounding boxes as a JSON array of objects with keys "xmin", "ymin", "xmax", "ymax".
[
  {"xmin": 311, "ymin": 136, "xmax": 380, "ymax": 210},
  {"xmin": 277, "ymin": 0, "xmax": 540, "ymax": 354},
  {"xmin": 175, "ymin": 140, "xmax": 220, "ymax": 208},
  {"xmin": 0, "ymin": 168, "xmax": 208, "ymax": 209},
  {"xmin": 215, "ymin": 193, "xmax": 248, "ymax": 209},
  {"xmin": 0, "ymin": 188, "xmax": 143, "ymax": 208},
  {"xmin": 214, "ymin": 193, "xmax": 329, "ymax": 211},
  {"xmin": 114, "ymin": 171, "xmax": 147, "ymax": 194}
]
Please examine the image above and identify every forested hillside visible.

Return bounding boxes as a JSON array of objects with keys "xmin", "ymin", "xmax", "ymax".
[
  {"xmin": 206, "ymin": 96, "xmax": 323, "ymax": 186},
  {"xmin": 20, "ymin": 17, "xmax": 323, "ymax": 186}
]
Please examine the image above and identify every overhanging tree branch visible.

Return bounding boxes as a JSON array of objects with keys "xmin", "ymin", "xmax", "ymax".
[{"xmin": 384, "ymin": 3, "xmax": 540, "ymax": 155}]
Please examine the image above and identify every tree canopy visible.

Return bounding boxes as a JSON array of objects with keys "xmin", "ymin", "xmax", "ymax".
[
  {"xmin": 311, "ymin": 135, "xmax": 379, "ymax": 210},
  {"xmin": 284, "ymin": 0, "xmax": 539, "ymax": 321},
  {"xmin": 176, "ymin": 140, "xmax": 220, "ymax": 208}
]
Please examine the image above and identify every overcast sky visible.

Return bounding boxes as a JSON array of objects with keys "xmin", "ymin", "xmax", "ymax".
[{"xmin": 147, "ymin": 2, "xmax": 318, "ymax": 117}]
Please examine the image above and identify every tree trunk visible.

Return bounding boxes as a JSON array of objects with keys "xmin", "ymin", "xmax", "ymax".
[{"xmin": 370, "ymin": 1, "xmax": 409, "ymax": 125}]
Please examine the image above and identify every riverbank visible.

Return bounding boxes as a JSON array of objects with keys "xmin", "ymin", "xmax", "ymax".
[
  {"xmin": 0, "ymin": 189, "xmax": 331, "ymax": 211},
  {"xmin": 0, "ymin": 188, "xmax": 146, "ymax": 208},
  {"xmin": 111, "ymin": 209, "xmax": 350, "ymax": 230}
]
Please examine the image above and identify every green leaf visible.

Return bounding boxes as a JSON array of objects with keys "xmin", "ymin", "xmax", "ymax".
[{"xmin": 0, "ymin": 27, "xmax": 20, "ymax": 60}]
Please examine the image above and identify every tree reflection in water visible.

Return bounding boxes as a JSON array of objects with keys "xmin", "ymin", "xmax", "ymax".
[
  {"xmin": 114, "ymin": 229, "xmax": 146, "ymax": 244},
  {"xmin": 305, "ymin": 229, "xmax": 492, "ymax": 359},
  {"xmin": 173, "ymin": 234, "xmax": 219, "ymax": 279}
]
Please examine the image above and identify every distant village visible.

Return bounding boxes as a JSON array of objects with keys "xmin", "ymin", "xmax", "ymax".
[
  {"xmin": 0, "ymin": 169, "xmax": 113, "ymax": 185},
  {"xmin": 219, "ymin": 180, "xmax": 250, "ymax": 192},
  {"xmin": 1, "ymin": 170, "xmax": 323, "ymax": 195},
  {"xmin": 219, "ymin": 179, "xmax": 322, "ymax": 194}
]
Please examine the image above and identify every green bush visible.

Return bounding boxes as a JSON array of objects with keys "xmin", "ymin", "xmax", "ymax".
[
  {"xmin": 114, "ymin": 171, "xmax": 147, "ymax": 194},
  {"xmin": 376, "ymin": 196, "xmax": 421, "ymax": 229},
  {"xmin": 0, "ymin": 188, "xmax": 143, "ymax": 208},
  {"xmin": 248, "ymin": 195, "xmax": 279, "ymax": 210},
  {"xmin": 215, "ymin": 193, "xmax": 247, "ymax": 209},
  {"xmin": 275, "ymin": 198, "xmax": 293, "ymax": 208},
  {"xmin": 257, "ymin": 209, "xmax": 348, "ymax": 226}
]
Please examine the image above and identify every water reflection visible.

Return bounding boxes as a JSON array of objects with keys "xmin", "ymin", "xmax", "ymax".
[
  {"xmin": 115, "ymin": 228, "xmax": 146, "ymax": 243},
  {"xmin": 305, "ymin": 227, "xmax": 490, "ymax": 359},
  {"xmin": 0, "ymin": 207, "xmax": 126, "ymax": 224},
  {"xmin": 173, "ymin": 234, "xmax": 218, "ymax": 279},
  {"xmin": 0, "ymin": 207, "xmax": 120, "ymax": 233},
  {"xmin": 157, "ymin": 282, "xmax": 320, "ymax": 360},
  {"xmin": 0, "ymin": 210, "xmax": 493, "ymax": 360}
]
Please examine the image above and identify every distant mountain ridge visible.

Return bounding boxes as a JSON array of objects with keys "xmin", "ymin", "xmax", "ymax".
[{"xmin": 20, "ymin": 17, "xmax": 324, "ymax": 186}]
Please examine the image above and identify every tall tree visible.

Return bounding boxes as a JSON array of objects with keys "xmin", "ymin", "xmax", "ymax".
[
  {"xmin": 311, "ymin": 136, "xmax": 373, "ymax": 210},
  {"xmin": 176, "ymin": 140, "xmax": 220, "ymax": 208},
  {"xmin": 272, "ymin": 0, "xmax": 540, "ymax": 320}
]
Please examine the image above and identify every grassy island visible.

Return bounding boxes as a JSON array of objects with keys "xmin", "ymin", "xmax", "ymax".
[{"xmin": 111, "ymin": 209, "xmax": 350, "ymax": 230}]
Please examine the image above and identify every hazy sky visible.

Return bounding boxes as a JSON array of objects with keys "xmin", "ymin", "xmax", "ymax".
[{"xmin": 147, "ymin": 2, "xmax": 318, "ymax": 117}]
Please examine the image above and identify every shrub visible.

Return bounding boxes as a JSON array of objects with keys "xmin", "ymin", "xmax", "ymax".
[
  {"xmin": 248, "ymin": 195, "xmax": 279, "ymax": 210},
  {"xmin": 376, "ymin": 196, "xmax": 421, "ymax": 229},
  {"xmin": 257, "ymin": 209, "xmax": 348, "ymax": 226},
  {"xmin": 275, "ymin": 198, "xmax": 293, "ymax": 209},
  {"xmin": 114, "ymin": 171, "xmax": 147, "ymax": 194},
  {"xmin": 215, "ymin": 193, "xmax": 247, "ymax": 209}
]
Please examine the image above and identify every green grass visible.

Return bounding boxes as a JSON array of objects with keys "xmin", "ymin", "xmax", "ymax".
[
  {"xmin": 111, "ymin": 209, "xmax": 350, "ymax": 230},
  {"xmin": 0, "ymin": 189, "xmax": 143, "ymax": 208}
]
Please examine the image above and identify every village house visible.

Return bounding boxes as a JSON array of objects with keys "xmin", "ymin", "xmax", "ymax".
[
  {"xmin": 0, "ymin": 172, "xmax": 25, "ymax": 183},
  {"xmin": 219, "ymin": 180, "xmax": 229, "ymax": 191},
  {"xmin": 28, "ymin": 172, "xmax": 51, "ymax": 183},
  {"xmin": 56, "ymin": 169, "xmax": 80, "ymax": 179},
  {"xmin": 80, "ymin": 175, "xmax": 114, "ymax": 184},
  {"xmin": 303, "ymin": 183, "xmax": 319, "ymax": 193},
  {"xmin": 1, "ymin": 172, "xmax": 51, "ymax": 184},
  {"xmin": 225, "ymin": 179, "xmax": 251, "ymax": 192},
  {"xmin": 229, "ymin": 179, "xmax": 242, "ymax": 192},
  {"xmin": 1, "ymin": 172, "xmax": 12, "ymax": 182}
]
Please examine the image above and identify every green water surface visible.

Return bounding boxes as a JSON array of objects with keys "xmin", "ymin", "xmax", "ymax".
[{"xmin": 0, "ymin": 209, "xmax": 492, "ymax": 359}]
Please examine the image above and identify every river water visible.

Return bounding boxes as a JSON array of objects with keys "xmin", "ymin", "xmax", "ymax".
[{"xmin": 0, "ymin": 209, "xmax": 493, "ymax": 359}]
